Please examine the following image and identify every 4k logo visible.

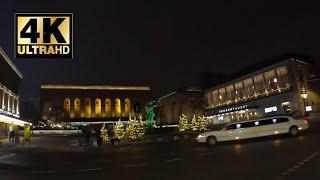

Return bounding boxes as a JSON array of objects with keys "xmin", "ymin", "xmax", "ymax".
[{"xmin": 15, "ymin": 13, "xmax": 73, "ymax": 58}]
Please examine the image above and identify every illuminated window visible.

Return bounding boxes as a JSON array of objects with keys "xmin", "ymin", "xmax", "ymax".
[
  {"xmin": 226, "ymin": 85, "xmax": 235, "ymax": 103},
  {"xmin": 74, "ymin": 98, "xmax": 81, "ymax": 118},
  {"xmin": 124, "ymin": 98, "xmax": 131, "ymax": 116},
  {"xmin": 244, "ymin": 78, "xmax": 255, "ymax": 97},
  {"xmin": 218, "ymin": 88, "xmax": 226, "ymax": 104},
  {"xmin": 84, "ymin": 98, "xmax": 91, "ymax": 118},
  {"xmin": 235, "ymin": 81, "xmax": 245, "ymax": 100},
  {"xmin": 115, "ymin": 98, "xmax": 121, "ymax": 117},
  {"xmin": 276, "ymin": 66, "xmax": 289, "ymax": 89},
  {"xmin": 264, "ymin": 70, "xmax": 277, "ymax": 91},
  {"xmin": 254, "ymin": 74, "xmax": 265, "ymax": 94},
  {"xmin": 212, "ymin": 90, "xmax": 219, "ymax": 107},
  {"xmin": 64, "ymin": 98, "xmax": 71, "ymax": 114},
  {"xmin": 205, "ymin": 93, "xmax": 212, "ymax": 107},
  {"xmin": 105, "ymin": 98, "xmax": 111, "ymax": 117},
  {"xmin": 95, "ymin": 98, "xmax": 101, "ymax": 117}
]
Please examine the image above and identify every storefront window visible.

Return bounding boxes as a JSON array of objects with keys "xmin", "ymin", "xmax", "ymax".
[
  {"xmin": 281, "ymin": 102, "xmax": 292, "ymax": 114},
  {"xmin": 264, "ymin": 70, "xmax": 278, "ymax": 91},
  {"xmin": 244, "ymin": 78, "xmax": 255, "ymax": 97},
  {"xmin": 226, "ymin": 85, "xmax": 235, "ymax": 103},
  {"xmin": 276, "ymin": 66, "xmax": 290, "ymax": 89},
  {"xmin": 254, "ymin": 74, "xmax": 265, "ymax": 95},
  {"xmin": 235, "ymin": 81, "xmax": 245, "ymax": 100},
  {"xmin": 218, "ymin": 88, "xmax": 226, "ymax": 104}
]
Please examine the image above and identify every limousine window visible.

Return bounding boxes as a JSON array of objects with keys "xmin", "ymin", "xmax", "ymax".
[
  {"xmin": 225, "ymin": 124, "xmax": 237, "ymax": 130},
  {"xmin": 224, "ymin": 117, "xmax": 290, "ymax": 130},
  {"xmin": 277, "ymin": 118, "xmax": 289, "ymax": 123}
]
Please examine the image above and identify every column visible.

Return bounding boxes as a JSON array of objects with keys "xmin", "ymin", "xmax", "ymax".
[
  {"xmin": 7, "ymin": 94, "xmax": 11, "ymax": 112},
  {"xmin": 2, "ymin": 89, "xmax": 6, "ymax": 110},
  {"xmin": 0, "ymin": 87, "xmax": 3, "ymax": 109},
  {"xmin": 16, "ymin": 97, "xmax": 20, "ymax": 115}
]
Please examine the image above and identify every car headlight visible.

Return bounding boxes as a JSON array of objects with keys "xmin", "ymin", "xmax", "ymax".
[{"xmin": 197, "ymin": 135, "xmax": 205, "ymax": 138}]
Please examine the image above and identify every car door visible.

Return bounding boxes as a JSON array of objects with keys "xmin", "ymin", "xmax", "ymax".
[{"xmin": 221, "ymin": 124, "xmax": 238, "ymax": 141}]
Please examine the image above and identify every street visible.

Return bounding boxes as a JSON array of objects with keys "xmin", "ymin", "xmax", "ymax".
[{"xmin": 1, "ymin": 120, "xmax": 320, "ymax": 180}]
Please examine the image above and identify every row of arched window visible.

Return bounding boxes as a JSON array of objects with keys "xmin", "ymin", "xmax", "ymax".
[{"xmin": 63, "ymin": 98, "xmax": 131, "ymax": 118}]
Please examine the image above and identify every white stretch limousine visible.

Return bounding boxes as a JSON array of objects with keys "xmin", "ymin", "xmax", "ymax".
[{"xmin": 196, "ymin": 116, "xmax": 309, "ymax": 145}]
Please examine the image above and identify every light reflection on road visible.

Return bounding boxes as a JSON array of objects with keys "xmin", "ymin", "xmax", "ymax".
[{"xmin": 233, "ymin": 144, "xmax": 243, "ymax": 154}]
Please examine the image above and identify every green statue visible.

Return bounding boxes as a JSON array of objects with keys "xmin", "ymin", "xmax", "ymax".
[{"xmin": 145, "ymin": 104, "xmax": 155, "ymax": 128}]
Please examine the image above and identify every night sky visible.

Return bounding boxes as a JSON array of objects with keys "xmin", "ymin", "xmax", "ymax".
[{"xmin": 1, "ymin": 0, "xmax": 320, "ymax": 101}]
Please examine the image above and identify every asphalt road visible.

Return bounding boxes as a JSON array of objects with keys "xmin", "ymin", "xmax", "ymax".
[{"xmin": 1, "ymin": 120, "xmax": 320, "ymax": 180}]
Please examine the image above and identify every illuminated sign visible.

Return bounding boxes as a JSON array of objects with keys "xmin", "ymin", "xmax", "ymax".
[
  {"xmin": 265, "ymin": 106, "xmax": 277, "ymax": 113},
  {"xmin": 15, "ymin": 13, "xmax": 73, "ymax": 58},
  {"xmin": 305, "ymin": 106, "xmax": 312, "ymax": 112},
  {"xmin": 218, "ymin": 105, "xmax": 248, "ymax": 114}
]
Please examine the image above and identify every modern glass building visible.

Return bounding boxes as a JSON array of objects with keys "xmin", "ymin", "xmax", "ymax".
[{"xmin": 204, "ymin": 57, "xmax": 320, "ymax": 124}]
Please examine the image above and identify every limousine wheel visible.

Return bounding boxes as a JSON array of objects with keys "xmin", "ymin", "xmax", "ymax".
[
  {"xmin": 207, "ymin": 136, "xmax": 217, "ymax": 146},
  {"xmin": 289, "ymin": 126, "xmax": 298, "ymax": 136}
]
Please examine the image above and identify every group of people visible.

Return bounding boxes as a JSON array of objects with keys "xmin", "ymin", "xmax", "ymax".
[{"xmin": 80, "ymin": 124, "xmax": 120, "ymax": 146}]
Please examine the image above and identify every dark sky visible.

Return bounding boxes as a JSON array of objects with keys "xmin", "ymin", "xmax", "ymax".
[{"xmin": 1, "ymin": 0, "xmax": 320, "ymax": 100}]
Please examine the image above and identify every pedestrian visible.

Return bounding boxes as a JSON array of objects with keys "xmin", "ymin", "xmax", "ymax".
[
  {"xmin": 11, "ymin": 130, "xmax": 15, "ymax": 143},
  {"xmin": 8, "ymin": 125, "xmax": 14, "ymax": 142}
]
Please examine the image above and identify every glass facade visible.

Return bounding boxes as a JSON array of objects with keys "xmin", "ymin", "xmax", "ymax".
[
  {"xmin": 254, "ymin": 74, "xmax": 265, "ymax": 94},
  {"xmin": 264, "ymin": 69, "xmax": 277, "ymax": 91},
  {"xmin": 235, "ymin": 81, "xmax": 245, "ymax": 100},
  {"xmin": 244, "ymin": 78, "xmax": 254, "ymax": 98},
  {"xmin": 205, "ymin": 65, "xmax": 291, "ymax": 108}
]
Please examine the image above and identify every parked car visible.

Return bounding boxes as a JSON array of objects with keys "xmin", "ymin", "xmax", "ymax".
[{"xmin": 196, "ymin": 116, "xmax": 309, "ymax": 146}]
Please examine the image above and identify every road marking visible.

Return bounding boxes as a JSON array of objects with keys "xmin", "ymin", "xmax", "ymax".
[
  {"xmin": 200, "ymin": 152, "xmax": 215, "ymax": 157},
  {"xmin": 163, "ymin": 157, "xmax": 184, "ymax": 163},
  {"xmin": 137, "ymin": 163, "xmax": 147, "ymax": 167},
  {"xmin": 293, "ymin": 165, "xmax": 300, "ymax": 169},
  {"xmin": 0, "ymin": 153, "xmax": 15, "ymax": 160},
  {"xmin": 128, "ymin": 156, "xmax": 144, "ymax": 160},
  {"xmin": 75, "ymin": 168, "xmax": 102, "ymax": 172},
  {"xmin": 123, "ymin": 163, "xmax": 147, "ymax": 168},
  {"xmin": 274, "ymin": 150, "xmax": 320, "ymax": 180},
  {"xmin": 31, "ymin": 170, "xmax": 56, "ymax": 174}
]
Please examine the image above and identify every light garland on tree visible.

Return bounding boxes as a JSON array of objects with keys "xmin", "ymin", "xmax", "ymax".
[
  {"xmin": 126, "ymin": 115, "xmax": 145, "ymax": 140},
  {"xmin": 100, "ymin": 123, "xmax": 109, "ymax": 142},
  {"xmin": 191, "ymin": 114, "xmax": 199, "ymax": 131},
  {"xmin": 198, "ymin": 115, "xmax": 208, "ymax": 132},
  {"xmin": 178, "ymin": 114, "xmax": 190, "ymax": 132},
  {"xmin": 114, "ymin": 119, "xmax": 125, "ymax": 140}
]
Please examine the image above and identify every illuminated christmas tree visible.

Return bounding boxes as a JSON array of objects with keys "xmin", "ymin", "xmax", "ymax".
[
  {"xmin": 114, "ymin": 119, "xmax": 125, "ymax": 140},
  {"xmin": 126, "ymin": 115, "xmax": 145, "ymax": 140},
  {"xmin": 100, "ymin": 123, "xmax": 109, "ymax": 142},
  {"xmin": 137, "ymin": 119, "xmax": 146, "ymax": 139},
  {"xmin": 191, "ymin": 114, "xmax": 199, "ymax": 131},
  {"xmin": 179, "ymin": 114, "xmax": 190, "ymax": 132},
  {"xmin": 198, "ymin": 116, "xmax": 208, "ymax": 132}
]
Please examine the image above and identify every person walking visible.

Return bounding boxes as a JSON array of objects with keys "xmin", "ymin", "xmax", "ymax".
[{"xmin": 8, "ymin": 125, "xmax": 14, "ymax": 142}]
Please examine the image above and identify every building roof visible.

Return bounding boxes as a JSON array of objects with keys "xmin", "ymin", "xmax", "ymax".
[
  {"xmin": 0, "ymin": 46, "xmax": 23, "ymax": 79},
  {"xmin": 205, "ymin": 54, "xmax": 313, "ymax": 92},
  {"xmin": 157, "ymin": 87, "xmax": 202, "ymax": 101},
  {"xmin": 228, "ymin": 54, "xmax": 313, "ymax": 80},
  {"xmin": 40, "ymin": 84, "xmax": 151, "ymax": 91}
]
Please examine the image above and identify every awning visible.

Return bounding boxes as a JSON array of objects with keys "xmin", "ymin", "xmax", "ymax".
[{"xmin": 0, "ymin": 114, "xmax": 32, "ymax": 126}]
